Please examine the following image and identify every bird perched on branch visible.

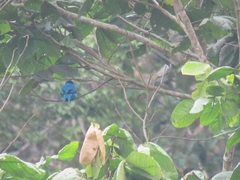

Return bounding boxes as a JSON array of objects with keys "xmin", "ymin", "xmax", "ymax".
[{"xmin": 60, "ymin": 80, "xmax": 77, "ymax": 102}]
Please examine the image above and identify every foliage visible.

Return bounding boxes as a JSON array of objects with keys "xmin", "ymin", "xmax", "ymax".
[{"xmin": 1, "ymin": 0, "xmax": 240, "ymax": 179}]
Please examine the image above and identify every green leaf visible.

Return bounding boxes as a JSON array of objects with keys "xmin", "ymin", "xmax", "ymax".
[
  {"xmin": 78, "ymin": 0, "xmax": 94, "ymax": 16},
  {"xmin": 60, "ymin": 35, "xmax": 75, "ymax": 48},
  {"xmin": 114, "ymin": 128, "xmax": 137, "ymax": 158},
  {"xmin": 60, "ymin": 53, "xmax": 79, "ymax": 65},
  {"xmin": 0, "ymin": 20, "xmax": 10, "ymax": 35},
  {"xmin": 2, "ymin": 36, "xmax": 37, "ymax": 68},
  {"xmin": 206, "ymin": 85, "xmax": 225, "ymax": 96},
  {"xmin": 126, "ymin": 152, "xmax": 162, "ymax": 179},
  {"xmin": 0, "ymin": 154, "xmax": 46, "ymax": 179},
  {"xmin": 206, "ymin": 66, "xmax": 234, "ymax": 81},
  {"xmin": 51, "ymin": 168, "xmax": 81, "ymax": 180},
  {"xmin": 96, "ymin": 28, "xmax": 117, "ymax": 58},
  {"xmin": 113, "ymin": 160, "xmax": 126, "ymax": 180},
  {"xmin": 33, "ymin": 69, "xmax": 54, "ymax": 82},
  {"xmin": 19, "ymin": 79, "xmax": 39, "ymax": 96},
  {"xmin": 134, "ymin": 4, "xmax": 147, "ymax": 15},
  {"xmin": 103, "ymin": 0, "xmax": 121, "ymax": 15},
  {"xmin": 226, "ymin": 130, "xmax": 240, "ymax": 152},
  {"xmin": 231, "ymin": 163, "xmax": 240, "ymax": 180},
  {"xmin": 172, "ymin": 99, "xmax": 200, "ymax": 128},
  {"xmin": 200, "ymin": 102, "xmax": 221, "ymax": 126},
  {"xmin": 41, "ymin": 1, "xmax": 60, "ymax": 21},
  {"xmin": 227, "ymin": 113, "xmax": 240, "ymax": 127},
  {"xmin": 181, "ymin": 62, "xmax": 211, "ymax": 76},
  {"xmin": 190, "ymin": 98, "xmax": 210, "ymax": 114},
  {"xmin": 126, "ymin": 44, "xmax": 146, "ymax": 58},
  {"xmin": 139, "ymin": 143, "xmax": 178, "ymax": 180},
  {"xmin": 172, "ymin": 37, "xmax": 191, "ymax": 53},
  {"xmin": 209, "ymin": 116, "xmax": 225, "ymax": 135},
  {"xmin": 221, "ymin": 99, "xmax": 238, "ymax": 117},
  {"xmin": 211, "ymin": 171, "xmax": 232, "ymax": 180},
  {"xmin": 219, "ymin": 41, "xmax": 238, "ymax": 67},
  {"xmin": 55, "ymin": 141, "xmax": 79, "ymax": 161},
  {"xmin": 192, "ymin": 81, "xmax": 208, "ymax": 100},
  {"xmin": 103, "ymin": 123, "xmax": 119, "ymax": 141},
  {"xmin": 50, "ymin": 64, "xmax": 78, "ymax": 77},
  {"xmin": 85, "ymin": 151, "xmax": 102, "ymax": 179}
]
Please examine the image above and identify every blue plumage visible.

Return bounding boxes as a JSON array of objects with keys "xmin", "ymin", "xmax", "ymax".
[{"xmin": 60, "ymin": 80, "xmax": 77, "ymax": 102}]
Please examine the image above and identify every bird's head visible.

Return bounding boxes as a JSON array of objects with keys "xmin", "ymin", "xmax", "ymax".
[{"xmin": 65, "ymin": 80, "xmax": 74, "ymax": 84}]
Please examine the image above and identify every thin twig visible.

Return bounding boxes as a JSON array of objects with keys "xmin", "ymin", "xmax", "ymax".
[
  {"xmin": 114, "ymin": 101, "xmax": 142, "ymax": 144},
  {"xmin": 0, "ymin": 85, "xmax": 14, "ymax": 113},
  {"xmin": 0, "ymin": 0, "xmax": 13, "ymax": 12},
  {"xmin": 118, "ymin": 79, "xmax": 143, "ymax": 121},
  {"xmin": 2, "ymin": 114, "xmax": 36, "ymax": 153}
]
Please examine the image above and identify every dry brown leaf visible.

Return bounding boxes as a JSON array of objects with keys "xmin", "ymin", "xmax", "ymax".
[
  {"xmin": 79, "ymin": 124, "xmax": 99, "ymax": 165},
  {"xmin": 79, "ymin": 123, "xmax": 106, "ymax": 166}
]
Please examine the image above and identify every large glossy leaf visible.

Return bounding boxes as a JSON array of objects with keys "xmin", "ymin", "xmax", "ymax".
[
  {"xmin": 200, "ymin": 102, "xmax": 221, "ymax": 126},
  {"xmin": 231, "ymin": 163, "xmax": 240, "ymax": 180},
  {"xmin": 211, "ymin": 171, "xmax": 232, "ymax": 180},
  {"xmin": 209, "ymin": 116, "xmax": 225, "ymax": 135},
  {"xmin": 219, "ymin": 41, "xmax": 238, "ymax": 67},
  {"xmin": 53, "ymin": 141, "xmax": 79, "ymax": 161},
  {"xmin": 0, "ymin": 154, "xmax": 46, "ymax": 179},
  {"xmin": 226, "ymin": 130, "xmax": 240, "ymax": 152},
  {"xmin": 96, "ymin": 28, "xmax": 117, "ymax": 58},
  {"xmin": 19, "ymin": 79, "xmax": 39, "ymax": 96},
  {"xmin": 126, "ymin": 152, "xmax": 162, "ymax": 179},
  {"xmin": 51, "ymin": 168, "xmax": 81, "ymax": 180},
  {"xmin": 78, "ymin": 0, "xmax": 94, "ymax": 16},
  {"xmin": 103, "ymin": 123, "xmax": 119, "ymax": 141},
  {"xmin": 113, "ymin": 160, "xmax": 126, "ymax": 180},
  {"xmin": 114, "ymin": 128, "xmax": 138, "ymax": 158},
  {"xmin": 3, "ymin": 36, "xmax": 37, "ymax": 68},
  {"xmin": 50, "ymin": 64, "xmax": 78, "ymax": 77},
  {"xmin": 181, "ymin": 62, "xmax": 211, "ymax": 76},
  {"xmin": 210, "ymin": 16, "xmax": 235, "ymax": 31},
  {"xmin": 190, "ymin": 98, "xmax": 210, "ymax": 114},
  {"xmin": 192, "ymin": 81, "xmax": 208, "ymax": 100},
  {"xmin": 60, "ymin": 53, "xmax": 79, "ymax": 65},
  {"xmin": 33, "ymin": 69, "xmax": 54, "ymax": 82},
  {"xmin": 41, "ymin": 1, "xmax": 60, "ymax": 21},
  {"xmin": 139, "ymin": 143, "xmax": 178, "ymax": 180},
  {"xmin": 172, "ymin": 99, "xmax": 200, "ymax": 128},
  {"xmin": 221, "ymin": 99, "xmax": 238, "ymax": 117},
  {"xmin": 206, "ymin": 66, "xmax": 234, "ymax": 81},
  {"xmin": 206, "ymin": 85, "xmax": 225, "ymax": 96}
]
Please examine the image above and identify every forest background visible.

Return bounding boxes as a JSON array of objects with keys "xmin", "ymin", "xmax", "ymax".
[{"xmin": 0, "ymin": 0, "xmax": 240, "ymax": 180}]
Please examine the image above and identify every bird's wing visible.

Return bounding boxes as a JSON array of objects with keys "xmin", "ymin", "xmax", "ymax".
[{"xmin": 65, "ymin": 84, "xmax": 77, "ymax": 94}]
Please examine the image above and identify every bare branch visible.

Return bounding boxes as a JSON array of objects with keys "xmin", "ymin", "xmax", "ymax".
[
  {"xmin": 172, "ymin": 0, "xmax": 208, "ymax": 63},
  {"xmin": 234, "ymin": 0, "xmax": 240, "ymax": 63},
  {"xmin": 2, "ymin": 114, "xmax": 35, "ymax": 153},
  {"xmin": 52, "ymin": 3, "xmax": 175, "ymax": 61},
  {"xmin": 118, "ymin": 79, "xmax": 143, "ymax": 121},
  {"xmin": 114, "ymin": 101, "xmax": 142, "ymax": 144},
  {"xmin": 0, "ymin": 85, "xmax": 14, "ymax": 113}
]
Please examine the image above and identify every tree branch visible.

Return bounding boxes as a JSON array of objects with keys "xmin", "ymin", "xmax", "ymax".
[
  {"xmin": 234, "ymin": 0, "xmax": 240, "ymax": 63},
  {"xmin": 2, "ymin": 114, "xmax": 35, "ymax": 153},
  {"xmin": 172, "ymin": 0, "xmax": 208, "ymax": 63}
]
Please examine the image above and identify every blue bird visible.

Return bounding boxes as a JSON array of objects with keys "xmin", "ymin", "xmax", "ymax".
[{"xmin": 60, "ymin": 80, "xmax": 77, "ymax": 102}]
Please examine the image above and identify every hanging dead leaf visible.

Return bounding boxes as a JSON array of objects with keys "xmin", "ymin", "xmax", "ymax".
[{"xmin": 79, "ymin": 123, "xmax": 105, "ymax": 166}]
